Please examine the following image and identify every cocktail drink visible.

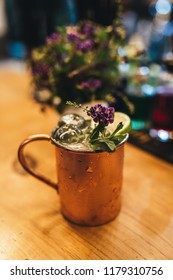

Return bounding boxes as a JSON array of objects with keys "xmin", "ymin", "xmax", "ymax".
[
  {"xmin": 18, "ymin": 103, "xmax": 130, "ymax": 226},
  {"xmin": 52, "ymin": 110, "xmax": 129, "ymax": 226}
]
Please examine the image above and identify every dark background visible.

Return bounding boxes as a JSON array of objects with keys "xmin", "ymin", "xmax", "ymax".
[{"xmin": 0, "ymin": 0, "xmax": 153, "ymax": 57}]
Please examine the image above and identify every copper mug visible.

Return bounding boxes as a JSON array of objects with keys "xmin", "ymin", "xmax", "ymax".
[{"xmin": 18, "ymin": 133, "xmax": 128, "ymax": 226}]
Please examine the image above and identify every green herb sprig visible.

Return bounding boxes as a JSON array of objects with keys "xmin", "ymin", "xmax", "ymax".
[{"xmin": 66, "ymin": 101, "xmax": 128, "ymax": 152}]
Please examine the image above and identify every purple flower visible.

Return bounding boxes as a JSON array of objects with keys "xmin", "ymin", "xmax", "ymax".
[
  {"xmin": 81, "ymin": 23, "xmax": 96, "ymax": 37},
  {"xmin": 79, "ymin": 79, "xmax": 102, "ymax": 90},
  {"xmin": 67, "ymin": 33, "xmax": 80, "ymax": 41},
  {"xmin": 88, "ymin": 79, "xmax": 102, "ymax": 88},
  {"xmin": 76, "ymin": 39, "xmax": 94, "ymax": 53},
  {"xmin": 87, "ymin": 104, "xmax": 115, "ymax": 126},
  {"xmin": 46, "ymin": 32, "xmax": 61, "ymax": 44},
  {"xmin": 32, "ymin": 64, "xmax": 50, "ymax": 75}
]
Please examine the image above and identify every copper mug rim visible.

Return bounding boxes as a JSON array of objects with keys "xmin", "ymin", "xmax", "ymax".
[
  {"xmin": 50, "ymin": 131, "xmax": 129, "ymax": 154},
  {"xmin": 18, "ymin": 132, "xmax": 129, "ymax": 190}
]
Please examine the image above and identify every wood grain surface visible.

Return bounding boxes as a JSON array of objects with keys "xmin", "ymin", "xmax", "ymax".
[{"xmin": 0, "ymin": 70, "xmax": 173, "ymax": 260}]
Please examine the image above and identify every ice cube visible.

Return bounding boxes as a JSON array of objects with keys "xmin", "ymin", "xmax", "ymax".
[
  {"xmin": 58, "ymin": 114, "xmax": 86, "ymax": 128},
  {"xmin": 53, "ymin": 125, "xmax": 85, "ymax": 144}
]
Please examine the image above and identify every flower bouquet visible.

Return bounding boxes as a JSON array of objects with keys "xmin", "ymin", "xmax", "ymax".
[{"xmin": 29, "ymin": 7, "xmax": 134, "ymax": 113}]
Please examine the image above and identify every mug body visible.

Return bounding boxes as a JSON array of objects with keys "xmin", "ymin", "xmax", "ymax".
[{"xmin": 55, "ymin": 144, "xmax": 125, "ymax": 226}]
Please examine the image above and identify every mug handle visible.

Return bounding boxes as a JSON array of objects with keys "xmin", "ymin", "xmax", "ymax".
[{"xmin": 18, "ymin": 134, "xmax": 58, "ymax": 191}]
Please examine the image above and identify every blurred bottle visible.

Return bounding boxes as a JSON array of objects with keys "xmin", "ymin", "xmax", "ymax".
[
  {"xmin": 162, "ymin": 10, "xmax": 173, "ymax": 72},
  {"xmin": 125, "ymin": 63, "xmax": 160, "ymax": 130},
  {"xmin": 147, "ymin": 0, "xmax": 172, "ymax": 63},
  {"xmin": 150, "ymin": 85, "xmax": 173, "ymax": 141},
  {"xmin": 0, "ymin": 0, "xmax": 8, "ymax": 58},
  {"xmin": 147, "ymin": 18, "xmax": 166, "ymax": 63},
  {"xmin": 0, "ymin": 0, "xmax": 7, "ymax": 38}
]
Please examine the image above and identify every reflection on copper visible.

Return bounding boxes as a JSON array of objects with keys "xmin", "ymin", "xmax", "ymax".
[
  {"xmin": 55, "ymin": 144, "xmax": 125, "ymax": 226},
  {"xmin": 18, "ymin": 133, "xmax": 127, "ymax": 226}
]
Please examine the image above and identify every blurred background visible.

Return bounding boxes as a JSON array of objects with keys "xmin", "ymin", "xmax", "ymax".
[
  {"xmin": 0, "ymin": 0, "xmax": 172, "ymax": 60},
  {"xmin": 0, "ymin": 0, "xmax": 173, "ymax": 162}
]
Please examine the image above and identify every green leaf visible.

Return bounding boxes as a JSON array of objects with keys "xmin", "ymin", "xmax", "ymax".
[
  {"xmin": 90, "ymin": 138, "xmax": 116, "ymax": 152},
  {"xmin": 102, "ymin": 139, "xmax": 116, "ymax": 151},
  {"xmin": 111, "ymin": 134, "xmax": 127, "ymax": 145},
  {"xmin": 89, "ymin": 123, "xmax": 105, "ymax": 141},
  {"xmin": 109, "ymin": 122, "xmax": 123, "ymax": 139}
]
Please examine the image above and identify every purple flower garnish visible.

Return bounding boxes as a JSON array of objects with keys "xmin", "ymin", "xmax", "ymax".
[
  {"xmin": 46, "ymin": 32, "xmax": 61, "ymax": 44},
  {"xmin": 32, "ymin": 64, "xmax": 50, "ymax": 75},
  {"xmin": 79, "ymin": 79, "xmax": 101, "ymax": 90},
  {"xmin": 76, "ymin": 39, "xmax": 94, "ymax": 53},
  {"xmin": 87, "ymin": 104, "xmax": 115, "ymax": 126}
]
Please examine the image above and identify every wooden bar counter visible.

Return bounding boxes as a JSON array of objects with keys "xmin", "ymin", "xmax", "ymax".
[{"xmin": 0, "ymin": 70, "xmax": 173, "ymax": 260}]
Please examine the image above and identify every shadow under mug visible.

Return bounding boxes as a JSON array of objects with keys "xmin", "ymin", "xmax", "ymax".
[{"xmin": 18, "ymin": 133, "xmax": 128, "ymax": 226}]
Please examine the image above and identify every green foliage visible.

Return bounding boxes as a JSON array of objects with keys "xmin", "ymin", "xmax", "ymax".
[{"xmin": 89, "ymin": 122, "xmax": 126, "ymax": 152}]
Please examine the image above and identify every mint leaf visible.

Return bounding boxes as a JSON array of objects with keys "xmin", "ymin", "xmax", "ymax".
[
  {"xmin": 111, "ymin": 134, "xmax": 127, "ymax": 145},
  {"xmin": 109, "ymin": 122, "xmax": 123, "ymax": 139},
  {"xmin": 89, "ymin": 123, "xmax": 105, "ymax": 141},
  {"xmin": 90, "ymin": 139, "xmax": 116, "ymax": 152},
  {"xmin": 102, "ymin": 139, "xmax": 116, "ymax": 151}
]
